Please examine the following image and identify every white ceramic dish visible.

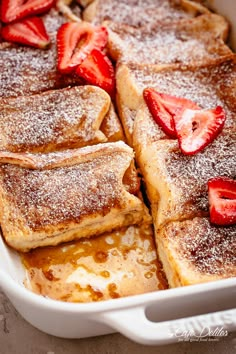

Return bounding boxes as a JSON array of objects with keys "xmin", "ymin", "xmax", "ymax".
[
  {"xmin": 0, "ymin": 235, "xmax": 236, "ymax": 344},
  {"xmin": 207, "ymin": 0, "xmax": 236, "ymax": 50},
  {"xmin": 0, "ymin": 0, "xmax": 236, "ymax": 345}
]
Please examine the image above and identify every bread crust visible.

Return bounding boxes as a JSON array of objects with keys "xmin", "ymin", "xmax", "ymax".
[
  {"xmin": 105, "ymin": 14, "xmax": 230, "ymax": 66},
  {"xmin": 157, "ymin": 218, "xmax": 236, "ymax": 287},
  {"xmin": 83, "ymin": 0, "xmax": 209, "ymax": 26},
  {"xmin": 0, "ymin": 142, "xmax": 150, "ymax": 252}
]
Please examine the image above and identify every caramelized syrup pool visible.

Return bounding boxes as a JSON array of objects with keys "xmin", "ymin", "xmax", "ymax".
[{"xmin": 22, "ymin": 224, "xmax": 168, "ymax": 302}]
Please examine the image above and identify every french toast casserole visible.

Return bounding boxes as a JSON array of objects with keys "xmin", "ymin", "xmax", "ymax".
[{"xmin": 0, "ymin": 0, "xmax": 235, "ymax": 302}]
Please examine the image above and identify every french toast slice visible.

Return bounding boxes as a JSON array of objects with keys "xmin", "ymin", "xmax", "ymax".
[
  {"xmin": 0, "ymin": 8, "xmax": 83, "ymax": 99},
  {"xmin": 78, "ymin": 0, "xmax": 94, "ymax": 8},
  {"xmin": 156, "ymin": 217, "xmax": 236, "ymax": 287},
  {"xmin": 116, "ymin": 55, "xmax": 236, "ymax": 144},
  {"xmin": 0, "ymin": 86, "xmax": 124, "ymax": 153},
  {"xmin": 56, "ymin": 0, "xmax": 82, "ymax": 22},
  {"xmin": 42, "ymin": 7, "xmax": 68, "ymax": 34},
  {"xmin": 133, "ymin": 107, "xmax": 236, "ymax": 227},
  {"xmin": 0, "ymin": 40, "xmax": 83, "ymax": 99},
  {"xmin": 83, "ymin": 0, "xmax": 209, "ymax": 27},
  {"xmin": 105, "ymin": 14, "xmax": 231, "ymax": 66},
  {"xmin": 22, "ymin": 223, "xmax": 168, "ymax": 302},
  {"xmin": 101, "ymin": 103, "xmax": 125, "ymax": 143},
  {"xmin": 0, "ymin": 142, "xmax": 150, "ymax": 252}
]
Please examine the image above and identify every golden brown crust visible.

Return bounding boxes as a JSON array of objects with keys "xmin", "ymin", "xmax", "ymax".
[
  {"xmin": 133, "ymin": 104, "xmax": 236, "ymax": 228},
  {"xmin": 105, "ymin": 14, "xmax": 230, "ymax": 66},
  {"xmin": 100, "ymin": 103, "xmax": 125, "ymax": 142},
  {"xmin": 116, "ymin": 95, "xmax": 137, "ymax": 146},
  {"xmin": 0, "ymin": 86, "xmax": 112, "ymax": 153},
  {"xmin": 0, "ymin": 40, "xmax": 84, "ymax": 99},
  {"xmin": 128, "ymin": 56, "xmax": 236, "ymax": 287},
  {"xmin": 0, "ymin": 142, "xmax": 150, "ymax": 252},
  {"xmin": 0, "ymin": 0, "xmax": 234, "ymax": 295},
  {"xmin": 83, "ymin": 0, "xmax": 209, "ymax": 27},
  {"xmin": 116, "ymin": 55, "xmax": 236, "ymax": 142},
  {"xmin": 156, "ymin": 218, "xmax": 236, "ymax": 287},
  {"xmin": 56, "ymin": 0, "xmax": 82, "ymax": 22},
  {"xmin": 0, "ymin": 7, "xmax": 84, "ymax": 100}
]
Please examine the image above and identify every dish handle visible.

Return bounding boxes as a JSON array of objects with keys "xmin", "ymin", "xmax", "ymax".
[{"xmin": 98, "ymin": 306, "xmax": 236, "ymax": 345}]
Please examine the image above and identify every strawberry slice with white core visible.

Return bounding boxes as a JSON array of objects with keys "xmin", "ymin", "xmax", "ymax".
[
  {"xmin": 174, "ymin": 106, "xmax": 226, "ymax": 155},
  {"xmin": 143, "ymin": 88, "xmax": 200, "ymax": 138},
  {"xmin": 208, "ymin": 177, "xmax": 236, "ymax": 226},
  {"xmin": 1, "ymin": 0, "xmax": 55, "ymax": 23},
  {"xmin": 76, "ymin": 49, "xmax": 115, "ymax": 97},
  {"xmin": 57, "ymin": 22, "xmax": 108, "ymax": 74},
  {"xmin": 1, "ymin": 17, "xmax": 50, "ymax": 48}
]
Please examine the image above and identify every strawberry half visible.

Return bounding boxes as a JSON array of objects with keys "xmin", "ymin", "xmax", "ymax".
[
  {"xmin": 143, "ymin": 88, "xmax": 200, "ymax": 138},
  {"xmin": 57, "ymin": 22, "xmax": 108, "ymax": 74},
  {"xmin": 173, "ymin": 106, "xmax": 226, "ymax": 155},
  {"xmin": 208, "ymin": 177, "xmax": 236, "ymax": 226},
  {"xmin": 1, "ymin": 0, "xmax": 55, "ymax": 23},
  {"xmin": 1, "ymin": 17, "xmax": 50, "ymax": 48},
  {"xmin": 76, "ymin": 49, "xmax": 115, "ymax": 97}
]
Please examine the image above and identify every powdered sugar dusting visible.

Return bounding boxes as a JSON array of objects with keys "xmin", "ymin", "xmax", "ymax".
[
  {"xmin": 168, "ymin": 218, "xmax": 236, "ymax": 276},
  {"xmin": 162, "ymin": 132, "xmax": 236, "ymax": 218},
  {"xmin": 42, "ymin": 8, "xmax": 67, "ymax": 34},
  {"xmin": 91, "ymin": 0, "xmax": 202, "ymax": 27},
  {"xmin": 119, "ymin": 104, "xmax": 138, "ymax": 140},
  {"xmin": 107, "ymin": 19, "xmax": 230, "ymax": 65},
  {"xmin": 0, "ymin": 148, "xmax": 132, "ymax": 230},
  {"xmin": 131, "ymin": 57, "xmax": 236, "ymax": 130},
  {"xmin": 0, "ymin": 86, "xmax": 109, "ymax": 152},
  {"xmin": 0, "ymin": 37, "xmax": 83, "ymax": 99},
  {"xmin": 0, "ymin": 9, "xmax": 68, "ymax": 98},
  {"xmin": 134, "ymin": 104, "xmax": 167, "ymax": 146}
]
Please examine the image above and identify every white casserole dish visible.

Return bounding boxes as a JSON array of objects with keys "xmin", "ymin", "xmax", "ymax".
[
  {"xmin": 0, "ymin": 0, "xmax": 236, "ymax": 345},
  {"xmin": 207, "ymin": 0, "xmax": 236, "ymax": 50},
  {"xmin": 0, "ymin": 235, "xmax": 236, "ymax": 345}
]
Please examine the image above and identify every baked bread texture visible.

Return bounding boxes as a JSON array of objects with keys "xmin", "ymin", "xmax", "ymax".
[
  {"xmin": 0, "ymin": 142, "xmax": 150, "ymax": 252},
  {"xmin": 83, "ymin": 0, "xmax": 209, "ymax": 27},
  {"xmin": 105, "ymin": 14, "xmax": 231, "ymax": 66},
  {"xmin": 0, "ymin": 0, "xmax": 235, "ymax": 293},
  {"xmin": 0, "ymin": 43, "xmax": 83, "ymax": 100},
  {"xmin": 157, "ymin": 218, "xmax": 236, "ymax": 287},
  {"xmin": 0, "ymin": 86, "xmax": 124, "ymax": 153},
  {"xmin": 133, "ymin": 108, "xmax": 236, "ymax": 228},
  {"xmin": 130, "ymin": 56, "xmax": 236, "ymax": 226},
  {"xmin": 128, "ymin": 57, "xmax": 236, "ymax": 285},
  {"xmin": 117, "ymin": 55, "xmax": 236, "ymax": 144},
  {"xmin": 0, "ymin": 8, "xmax": 83, "ymax": 99},
  {"xmin": 101, "ymin": 103, "xmax": 125, "ymax": 143}
]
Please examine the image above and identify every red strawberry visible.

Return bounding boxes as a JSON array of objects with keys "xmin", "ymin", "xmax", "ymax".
[
  {"xmin": 208, "ymin": 177, "xmax": 236, "ymax": 226},
  {"xmin": 76, "ymin": 49, "xmax": 115, "ymax": 97},
  {"xmin": 1, "ymin": 17, "xmax": 50, "ymax": 48},
  {"xmin": 1, "ymin": 0, "xmax": 55, "ymax": 24},
  {"xmin": 57, "ymin": 22, "xmax": 108, "ymax": 74},
  {"xmin": 173, "ymin": 106, "xmax": 226, "ymax": 155},
  {"xmin": 143, "ymin": 88, "xmax": 199, "ymax": 138}
]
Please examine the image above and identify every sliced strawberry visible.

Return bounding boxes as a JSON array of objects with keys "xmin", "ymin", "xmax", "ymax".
[
  {"xmin": 143, "ymin": 88, "xmax": 176, "ymax": 137},
  {"xmin": 1, "ymin": 17, "xmax": 50, "ymax": 48},
  {"xmin": 76, "ymin": 49, "xmax": 115, "ymax": 97},
  {"xmin": 57, "ymin": 22, "xmax": 108, "ymax": 74},
  {"xmin": 208, "ymin": 177, "xmax": 236, "ymax": 226},
  {"xmin": 173, "ymin": 106, "xmax": 226, "ymax": 155},
  {"xmin": 143, "ymin": 88, "xmax": 200, "ymax": 138},
  {"xmin": 1, "ymin": 0, "xmax": 55, "ymax": 24}
]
